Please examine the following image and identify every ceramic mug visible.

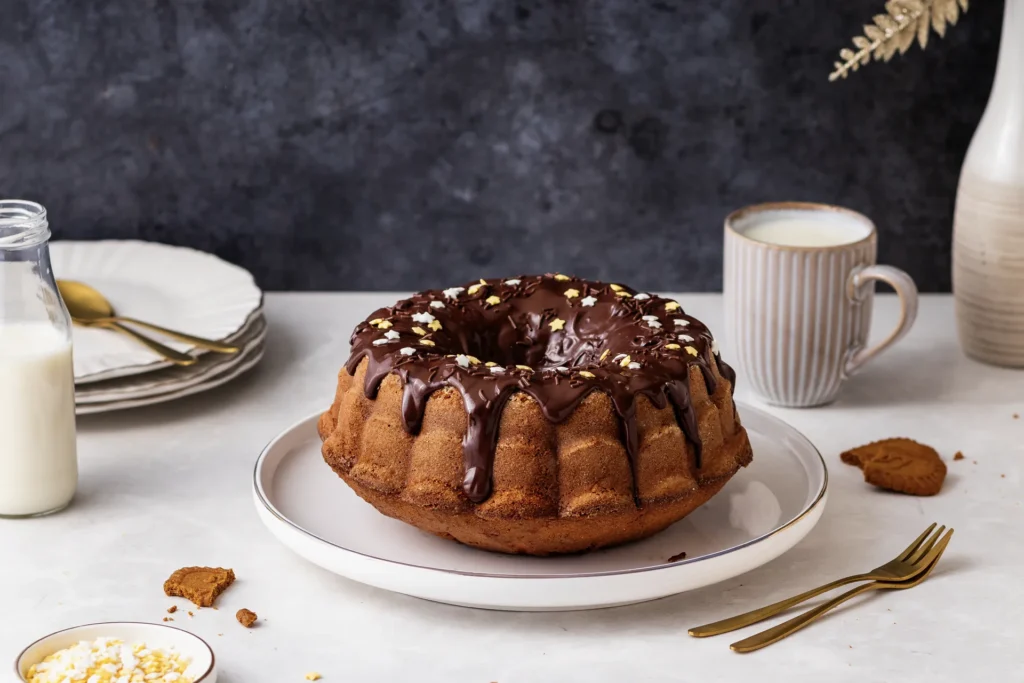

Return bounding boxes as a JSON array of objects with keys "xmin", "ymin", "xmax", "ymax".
[{"xmin": 723, "ymin": 202, "xmax": 919, "ymax": 407}]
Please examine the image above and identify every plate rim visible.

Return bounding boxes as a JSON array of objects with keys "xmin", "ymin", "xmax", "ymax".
[
  {"xmin": 72, "ymin": 304, "xmax": 265, "ymax": 385},
  {"xmin": 75, "ymin": 341, "xmax": 265, "ymax": 415},
  {"xmin": 252, "ymin": 401, "xmax": 828, "ymax": 581},
  {"xmin": 75, "ymin": 315, "xmax": 267, "ymax": 403}
]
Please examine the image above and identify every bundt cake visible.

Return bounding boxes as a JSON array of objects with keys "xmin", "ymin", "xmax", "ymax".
[{"xmin": 318, "ymin": 275, "xmax": 753, "ymax": 555}]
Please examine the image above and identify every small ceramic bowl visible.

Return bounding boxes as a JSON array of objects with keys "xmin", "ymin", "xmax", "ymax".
[{"xmin": 15, "ymin": 622, "xmax": 216, "ymax": 682}]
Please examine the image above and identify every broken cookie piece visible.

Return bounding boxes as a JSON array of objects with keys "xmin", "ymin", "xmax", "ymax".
[
  {"xmin": 840, "ymin": 437, "xmax": 925, "ymax": 467},
  {"xmin": 164, "ymin": 566, "xmax": 236, "ymax": 607},
  {"xmin": 841, "ymin": 438, "xmax": 947, "ymax": 496},
  {"xmin": 236, "ymin": 608, "xmax": 258, "ymax": 628}
]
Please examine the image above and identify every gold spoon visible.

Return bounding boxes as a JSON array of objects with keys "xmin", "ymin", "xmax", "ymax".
[
  {"xmin": 58, "ymin": 280, "xmax": 239, "ymax": 364},
  {"xmin": 58, "ymin": 280, "xmax": 241, "ymax": 354}
]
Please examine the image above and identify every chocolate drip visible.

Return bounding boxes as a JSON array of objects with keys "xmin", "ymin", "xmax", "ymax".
[
  {"xmin": 615, "ymin": 397, "xmax": 640, "ymax": 497},
  {"xmin": 716, "ymin": 356, "xmax": 737, "ymax": 392},
  {"xmin": 451, "ymin": 378, "xmax": 517, "ymax": 501},
  {"xmin": 698, "ymin": 362, "xmax": 718, "ymax": 397},
  {"xmin": 399, "ymin": 371, "xmax": 439, "ymax": 434},
  {"xmin": 667, "ymin": 381, "xmax": 703, "ymax": 468},
  {"xmin": 343, "ymin": 276, "xmax": 735, "ymax": 504}
]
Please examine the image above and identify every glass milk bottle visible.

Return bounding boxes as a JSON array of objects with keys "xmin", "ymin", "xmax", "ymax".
[{"xmin": 0, "ymin": 200, "xmax": 78, "ymax": 516}]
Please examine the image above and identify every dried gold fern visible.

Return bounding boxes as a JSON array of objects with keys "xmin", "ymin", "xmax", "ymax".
[{"xmin": 830, "ymin": 0, "xmax": 969, "ymax": 81}]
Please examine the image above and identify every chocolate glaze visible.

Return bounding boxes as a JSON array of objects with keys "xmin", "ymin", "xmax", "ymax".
[{"xmin": 344, "ymin": 275, "xmax": 736, "ymax": 504}]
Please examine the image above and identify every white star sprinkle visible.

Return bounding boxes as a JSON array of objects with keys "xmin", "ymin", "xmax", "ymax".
[
  {"xmin": 490, "ymin": 366, "xmax": 506, "ymax": 374},
  {"xmin": 580, "ymin": 296, "xmax": 597, "ymax": 307},
  {"xmin": 455, "ymin": 354, "xmax": 471, "ymax": 368},
  {"xmin": 628, "ymin": 362, "xmax": 641, "ymax": 369},
  {"xmin": 411, "ymin": 312, "xmax": 436, "ymax": 324},
  {"xmin": 613, "ymin": 353, "xmax": 628, "ymax": 363},
  {"xmin": 399, "ymin": 347, "xmax": 416, "ymax": 356},
  {"xmin": 634, "ymin": 293, "xmax": 651, "ymax": 300},
  {"xmin": 429, "ymin": 301, "xmax": 445, "ymax": 309},
  {"xmin": 678, "ymin": 334, "xmax": 694, "ymax": 343},
  {"xmin": 642, "ymin": 315, "xmax": 659, "ymax": 321},
  {"xmin": 673, "ymin": 319, "xmax": 690, "ymax": 327},
  {"xmin": 372, "ymin": 338, "xmax": 391, "ymax": 346},
  {"xmin": 384, "ymin": 330, "xmax": 401, "ymax": 340},
  {"xmin": 648, "ymin": 320, "xmax": 662, "ymax": 328},
  {"xmin": 712, "ymin": 338, "xmax": 720, "ymax": 355},
  {"xmin": 443, "ymin": 287, "xmax": 465, "ymax": 299},
  {"xmin": 503, "ymin": 279, "xmax": 521, "ymax": 285}
]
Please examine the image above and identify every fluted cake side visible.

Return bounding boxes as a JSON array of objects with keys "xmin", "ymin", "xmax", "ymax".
[{"xmin": 319, "ymin": 330, "xmax": 751, "ymax": 554}]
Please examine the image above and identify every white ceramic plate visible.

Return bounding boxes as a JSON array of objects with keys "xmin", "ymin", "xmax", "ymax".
[
  {"xmin": 15, "ymin": 621, "xmax": 216, "ymax": 682},
  {"xmin": 253, "ymin": 403, "xmax": 828, "ymax": 611},
  {"xmin": 75, "ymin": 314, "xmax": 267, "ymax": 404},
  {"xmin": 76, "ymin": 340, "xmax": 265, "ymax": 415},
  {"xmin": 51, "ymin": 240, "xmax": 263, "ymax": 384}
]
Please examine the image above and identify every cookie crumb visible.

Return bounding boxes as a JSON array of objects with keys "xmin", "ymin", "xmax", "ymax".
[
  {"xmin": 667, "ymin": 551, "xmax": 687, "ymax": 563},
  {"xmin": 305, "ymin": 674, "xmax": 322, "ymax": 681},
  {"xmin": 164, "ymin": 566, "xmax": 235, "ymax": 607},
  {"xmin": 166, "ymin": 605, "xmax": 177, "ymax": 614},
  {"xmin": 236, "ymin": 608, "xmax": 258, "ymax": 628},
  {"xmin": 953, "ymin": 451, "xmax": 964, "ymax": 461},
  {"xmin": 841, "ymin": 438, "xmax": 946, "ymax": 496},
  {"xmin": 1001, "ymin": 474, "xmax": 1006, "ymax": 478},
  {"xmin": 1014, "ymin": 413, "xmax": 1019, "ymax": 419},
  {"xmin": 188, "ymin": 611, "xmax": 194, "ymax": 617},
  {"xmin": 162, "ymin": 617, "xmax": 173, "ymax": 622}
]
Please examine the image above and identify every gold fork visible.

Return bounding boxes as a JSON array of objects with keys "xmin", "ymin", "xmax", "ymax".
[
  {"xmin": 730, "ymin": 528, "xmax": 953, "ymax": 652},
  {"xmin": 689, "ymin": 523, "xmax": 944, "ymax": 638}
]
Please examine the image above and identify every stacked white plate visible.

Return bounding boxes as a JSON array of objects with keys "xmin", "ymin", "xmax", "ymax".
[{"xmin": 51, "ymin": 241, "xmax": 265, "ymax": 415}]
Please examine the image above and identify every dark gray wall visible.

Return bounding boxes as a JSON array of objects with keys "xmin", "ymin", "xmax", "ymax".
[{"xmin": 0, "ymin": 0, "xmax": 1002, "ymax": 291}]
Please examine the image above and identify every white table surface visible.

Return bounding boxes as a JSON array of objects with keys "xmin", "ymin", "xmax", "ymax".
[{"xmin": 2, "ymin": 293, "xmax": 1020, "ymax": 682}]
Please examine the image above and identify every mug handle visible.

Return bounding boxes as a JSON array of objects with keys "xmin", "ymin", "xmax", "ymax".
[{"xmin": 843, "ymin": 265, "xmax": 919, "ymax": 377}]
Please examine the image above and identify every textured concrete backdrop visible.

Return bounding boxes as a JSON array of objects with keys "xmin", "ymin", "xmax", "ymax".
[{"xmin": 0, "ymin": 0, "xmax": 1003, "ymax": 291}]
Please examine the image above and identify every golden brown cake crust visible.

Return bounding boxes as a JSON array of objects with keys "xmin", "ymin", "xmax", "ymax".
[
  {"xmin": 320, "ymin": 276, "xmax": 753, "ymax": 555},
  {"xmin": 321, "ymin": 361, "xmax": 752, "ymax": 555},
  {"xmin": 340, "ymin": 469, "xmax": 739, "ymax": 555}
]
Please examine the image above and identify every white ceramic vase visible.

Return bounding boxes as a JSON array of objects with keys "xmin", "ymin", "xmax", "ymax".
[{"xmin": 953, "ymin": 0, "xmax": 1024, "ymax": 366}]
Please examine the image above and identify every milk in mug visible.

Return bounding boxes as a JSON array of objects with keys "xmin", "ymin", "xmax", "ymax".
[
  {"xmin": 0, "ymin": 323, "xmax": 78, "ymax": 516},
  {"xmin": 742, "ymin": 216, "xmax": 869, "ymax": 247}
]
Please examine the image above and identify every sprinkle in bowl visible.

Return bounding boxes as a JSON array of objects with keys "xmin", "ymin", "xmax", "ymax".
[{"xmin": 15, "ymin": 622, "xmax": 216, "ymax": 683}]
